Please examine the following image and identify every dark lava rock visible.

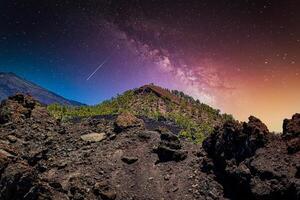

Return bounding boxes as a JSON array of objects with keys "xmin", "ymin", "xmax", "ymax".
[
  {"xmin": 0, "ymin": 161, "xmax": 39, "ymax": 199},
  {"xmin": 154, "ymin": 145, "xmax": 187, "ymax": 162},
  {"xmin": 283, "ymin": 114, "xmax": 300, "ymax": 154},
  {"xmin": 99, "ymin": 191, "xmax": 117, "ymax": 200},
  {"xmin": 202, "ymin": 115, "xmax": 300, "ymax": 200},
  {"xmin": 9, "ymin": 93, "xmax": 36, "ymax": 109},
  {"xmin": 203, "ymin": 116, "xmax": 268, "ymax": 164},
  {"xmin": 154, "ymin": 130, "xmax": 187, "ymax": 162},
  {"xmin": 283, "ymin": 113, "xmax": 300, "ymax": 139},
  {"xmin": 121, "ymin": 156, "xmax": 138, "ymax": 164},
  {"xmin": 0, "ymin": 94, "xmax": 41, "ymax": 124},
  {"xmin": 137, "ymin": 130, "xmax": 157, "ymax": 141},
  {"xmin": 286, "ymin": 137, "xmax": 300, "ymax": 154},
  {"xmin": 160, "ymin": 131, "xmax": 182, "ymax": 149}
]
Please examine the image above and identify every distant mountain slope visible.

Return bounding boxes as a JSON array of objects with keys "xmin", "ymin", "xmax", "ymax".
[
  {"xmin": 48, "ymin": 84, "xmax": 233, "ymax": 142},
  {"xmin": 0, "ymin": 72, "xmax": 83, "ymax": 106}
]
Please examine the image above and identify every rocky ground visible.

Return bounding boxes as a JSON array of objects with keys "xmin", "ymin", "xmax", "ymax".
[{"xmin": 0, "ymin": 94, "xmax": 299, "ymax": 200}]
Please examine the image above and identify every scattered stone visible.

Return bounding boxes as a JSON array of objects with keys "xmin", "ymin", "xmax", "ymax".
[
  {"xmin": 80, "ymin": 132, "xmax": 106, "ymax": 142},
  {"xmin": 160, "ymin": 131, "xmax": 182, "ymax": 149},
  {"xmin": 99, "ymin": 191, "xmax": 116, "ymax": 200},
  {"xmin": 93, "ymin": 181, "xmax": 116, "ymax": 200},
  {"xmin": 109, "ymin": 134, "xmax": 116, "ymax": 140},
  {"xmin": 55, "ymin": 161, "xmax": 68, "ymax": 169},
  {"xmin": 286, "ymin": 137, "xmax": 300, "ymax": 154},
  {"xmin": 154, "ymin": 145, "xmax": 187, "ymax": 162},
  {"xmin": 138, "ymin": 131, "xmax": 156, "ymax": 140},
  {"xmin": 121, "ymin": 156, "xmax": 138, "ymax": 164},
  {"xmin": 7, "ymin": 135, "xmax": 17, "ymax": 143},
  {"xmin": 164, "ymin": 174, "xmax": 170, "ymax": 181},
  {"xmin": 58, "ymin": 127, "xmax": 66, "ymax": 135},
  {"xmin": 0, "ymin": 149, "xmax": 15, "ymax": 158}
]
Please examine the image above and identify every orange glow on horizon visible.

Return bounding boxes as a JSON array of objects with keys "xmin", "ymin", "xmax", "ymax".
[{"xmin": 217, "ymin": 68, "xmax": 300, "ymax": 132}]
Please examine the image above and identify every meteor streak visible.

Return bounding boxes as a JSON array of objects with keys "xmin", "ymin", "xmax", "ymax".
[{"xmin": 86, "ymin": 57, "xmax": 110, "ymax": 81}]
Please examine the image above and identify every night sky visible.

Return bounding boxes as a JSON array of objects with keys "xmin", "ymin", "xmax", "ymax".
[{"xmin": 0, "ymin": 0, "xmax": 299, "ymax": 131}]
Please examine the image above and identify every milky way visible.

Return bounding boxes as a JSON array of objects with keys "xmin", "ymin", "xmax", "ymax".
[{"xmin": 0, "ymin": 0, "xmax": 299, "ymax": 131}]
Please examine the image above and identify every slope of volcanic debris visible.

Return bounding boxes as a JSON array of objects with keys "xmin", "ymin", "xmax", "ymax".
[
  {"xmin": 0, "ymin": 94, "xmax": 224, "ymax": 200},
  {"xmin": 202, "ymin": 115, "xmax": 300, "ymax": 200},
  {"xmin": 0, "ymin": 94, "xmax": 299, "ymax": 200}
]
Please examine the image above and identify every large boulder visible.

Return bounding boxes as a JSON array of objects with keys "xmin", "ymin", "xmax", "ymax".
[
  {"xmin": 114, "ymin": 112, "xmax": 144, "ymax": 133},
  {"xmin": 202, "ymin": 115, "xmax": 300, "ymax": 200},
  {"xmin": 0, "ymin": 94, "xmax": 40, "ymax": 124},
  {"xmin": 283, "ymin": 113, "xmax": 300, "ymax": 154},
  {"xmin": 203, "ymin": 116, "xmax": 268, "ymax": 164},
  {"xmin": 283, "ymin": 113, "xmax": 300, "ymax": 138},
  {"xmin": 153, "ymin": 129, "xmax": 187, "ymax": 162}
]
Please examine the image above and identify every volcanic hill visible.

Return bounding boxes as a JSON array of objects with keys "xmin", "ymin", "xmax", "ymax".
[{"xmin": 48, "ymin": 84, "xmax": 233, "ymax": 143}]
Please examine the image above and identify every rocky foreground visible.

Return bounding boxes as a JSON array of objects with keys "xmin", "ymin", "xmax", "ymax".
[{"xmin": 0, "ymin": 94, "xmax": 299, "ymax": 200}]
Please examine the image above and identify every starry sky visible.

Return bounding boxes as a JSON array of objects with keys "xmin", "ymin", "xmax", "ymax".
[{"xmin": 0, "ymin": 0, "xmax": 299, "ymax": 131}]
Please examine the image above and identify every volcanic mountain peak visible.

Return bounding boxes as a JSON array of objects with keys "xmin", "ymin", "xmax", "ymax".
[
  {"xmin": 0, "ymin": 72, "xmax": 83, "ymax": 106},
  {"xmin": 0, "ymin": 72, "xmax": 16, "ymax": 76},
  {"xmin": 135, "ymin": 84, "xmax": 181, "ymax": 104}
]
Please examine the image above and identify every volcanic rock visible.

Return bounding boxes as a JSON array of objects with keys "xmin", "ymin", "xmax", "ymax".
[
  {"xmin": 154, "ymin": 145, "xmax": 187, "ymax": 162},
  {"xmin": 1, "ymin": 94, "xmax": 299, "ymax": 200},
  {"xmin": 282, "ymin": 114, "xmax": 300, "ymax": 154},
  {"xmin": 114, "ymin": 112, "xmax": 144, "ymax": 133},
  {"xmin": 283, "ymin": 113, "xmax": 300, "ymax": 138},
  {"xmin": 80, "ymin": 132, "xmax": 106, "ymax": 142},
  {"xmin": 202, "ymin": 115, "xmax": 300, "ymax": 200},
  {"xmin": 93, "ymin": 181, "xmax": 117, "ymax": 200},
  {"xmin": 0, "ymin": 94, "xmax": 204, "ymax": 200},
  {"xmin": 99, "ymin": 191, "xmax": 117, "ymax": 200},
  {"xmin": 7, "ymin": 135, "xmax": 17, "ymax": 143},
  {"xmin": 137, "ymin": 130, "xmax": 156, "ymax": 140},
  {"xmin": 121, "ymin": 156, "xmax": 138, "ymax": 164},
  {"xmin": 203, "ymin": 116, "xmax": 268, "ymax": 163},
  {"xmin": 0, "ymin": 93, "xmax": 52, "ymax": 125},
  {"xmin": 154, "ymin": 130, "xmax": 187, "ymax": 162}
]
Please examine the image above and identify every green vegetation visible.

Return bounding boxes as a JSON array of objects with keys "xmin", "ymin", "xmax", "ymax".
[
  {"xmin": 0, "ymin": 106, "xmax": 11, "ymax": 123},
  {"xmin": 47, "ymin": 86, "xmax": 233, "ymax": 143},
  {"xmin": 47, "ymin": 90, "xmax": 135, "ymax": 121}
]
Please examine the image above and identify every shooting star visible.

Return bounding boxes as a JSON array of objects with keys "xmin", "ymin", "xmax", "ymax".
[{"xmin": 86, "ymin": 57, "xmax": 110, "ymax": 81}]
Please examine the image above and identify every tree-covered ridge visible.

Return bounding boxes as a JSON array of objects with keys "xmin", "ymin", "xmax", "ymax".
[{"xmin": 47, "ymin": 85, "xmax": 233, "ymax": 143}]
